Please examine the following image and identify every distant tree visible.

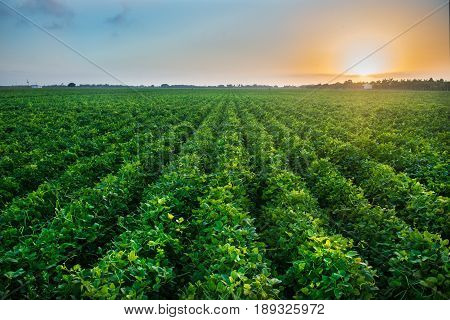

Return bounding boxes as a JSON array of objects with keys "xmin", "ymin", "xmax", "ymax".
[
  {"xmin": 302, "ymin": 78, "xmax": 449, "ymax": 91},
  {"xmin": 68, "ymin": 83, "xmax": 76, "ymax": 87}
]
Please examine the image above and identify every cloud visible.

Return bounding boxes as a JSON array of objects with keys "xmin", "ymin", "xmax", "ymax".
[
  {"xmin": 367, "ymin": 71, "xmax": 413, "ymax": 79},
  {"xmin": 18, "ymin": 0, "xmax": 74, "ymax": 29},
  {"xmin": 106, "ymin": 4, "xmax": 129, "ymax": 26},
  {"xmin": 45, "ymin": 21, "xmax": 64, "ymax": 30},
  {"xmin": 19, "ymin": 0, "xmax": 73, "ymax": 18}
]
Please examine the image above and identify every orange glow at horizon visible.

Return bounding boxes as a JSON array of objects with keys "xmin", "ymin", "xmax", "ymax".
[{"xmin": 278, "ymin": 1, "xmax": 449, "ymax": 85}]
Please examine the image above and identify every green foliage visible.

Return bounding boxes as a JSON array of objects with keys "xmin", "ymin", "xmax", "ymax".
[
  {"xmin": 0, "ymin": 88, "xmax": 448, "ymax": 300},
  {"xmin": 239, "ymin": 108, "xmax": 376, "ymax": 299},
  {"xmin": 305, "ymin": 159, "xmax": 449, "ymax": 299}
]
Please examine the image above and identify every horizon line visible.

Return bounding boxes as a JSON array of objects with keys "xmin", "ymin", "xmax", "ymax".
[{"xmin": 2, "ymin": 77, "xmax": 449, "ymax": 88}]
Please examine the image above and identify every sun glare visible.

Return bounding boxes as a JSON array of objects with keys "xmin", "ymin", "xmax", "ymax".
[
  {"xmin": 350, "ymin": 59, "xmax": 384, "ymax": 76},
  {"xmin": 341, "ymin": 41, "xmax": 391, "ymax": 78}
]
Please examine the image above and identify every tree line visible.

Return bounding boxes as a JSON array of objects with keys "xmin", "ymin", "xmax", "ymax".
[{"xmin": 301, "ymin": 78, "xmax": 449, "ymax": 90}]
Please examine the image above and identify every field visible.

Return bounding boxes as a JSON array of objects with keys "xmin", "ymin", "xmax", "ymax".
[{"xmin": 0, "ymin": 88, "xmax": 448, "ymax": 300}]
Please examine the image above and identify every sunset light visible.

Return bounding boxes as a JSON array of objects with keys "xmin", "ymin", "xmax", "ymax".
[
  {"xmin": 0, "ymin": 0, "xmax": 449, "ymax": 315},
  {"xmin": 0, "ymin": 0, "xmax": 448, "ymax": 86},
  {"xmin": 342, "ymin": 43, "xmax": 390, "ymax": 78}
]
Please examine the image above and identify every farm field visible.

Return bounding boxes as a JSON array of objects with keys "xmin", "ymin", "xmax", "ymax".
[{"xmin": 0, "ymin": 88, "xmax": 448, "ymax": 300}]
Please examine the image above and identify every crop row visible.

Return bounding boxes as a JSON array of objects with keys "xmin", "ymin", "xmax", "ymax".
[
  {"xmin": 0, "ymin": 97, "xmax": 217, "ymax": 255},
  {"xmin": 244, "ymin": 99, "xmax": 449, "ymax": 298},
  {"xmin": 237, "ymin": 105, "xmax": 376, "ymax": 299},
  {"xmin": 262, "ymin": 94, "xmax": 449, "ymax": 196},
  {"xmin": 0, "ymin": 89, "xmax": 447, "ymax": 300},
  {"xmin": 258, "ymin": 99, "xmax": 449, "ymax": 238},
  {"xmin": 0, "ymin": 99, "xmax": 212, "ymax": 298},
  {"xmin": 55, "ymin": 100, "xmax": 281, "ymax": 299},
  {"xmin": 0, "ymin": 94, "xmax": 216, "ymax": 207}
]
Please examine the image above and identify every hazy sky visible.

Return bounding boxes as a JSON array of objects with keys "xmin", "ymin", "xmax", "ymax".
[{"xmin": 0, "ymin": 0, "xmax": 449, "ymax": 86}]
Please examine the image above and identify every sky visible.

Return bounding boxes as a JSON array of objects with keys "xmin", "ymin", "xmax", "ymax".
[{"xmin": 0, "ymin": 0, "xmax": 449, "ymax": 86}]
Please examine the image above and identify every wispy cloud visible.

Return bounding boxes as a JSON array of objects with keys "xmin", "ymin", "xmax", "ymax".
[
  {"xmin": 45, "ymin": 21, "xmax": 64, "ymax": 30},
  {"xmin": 106, "ymin": 4, "xmax": 129, "ymax": 26},
  {"xmin": 19, "ymin": 0, "xmax": 73, "ymax": 18},
  {"xmin": 18, "ymin": 0, "xmax": 74, "ymax": 29}
]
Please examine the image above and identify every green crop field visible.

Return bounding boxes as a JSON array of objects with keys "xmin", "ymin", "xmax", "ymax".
[{"xmin": 0, "ymin": 88, "xmax": 448, "ymax": 300}]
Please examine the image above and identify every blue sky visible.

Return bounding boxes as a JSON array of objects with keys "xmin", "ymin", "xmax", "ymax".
[{"xmin": 0, "ymin": 0, "xmax": 448, "ymax": 86}]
